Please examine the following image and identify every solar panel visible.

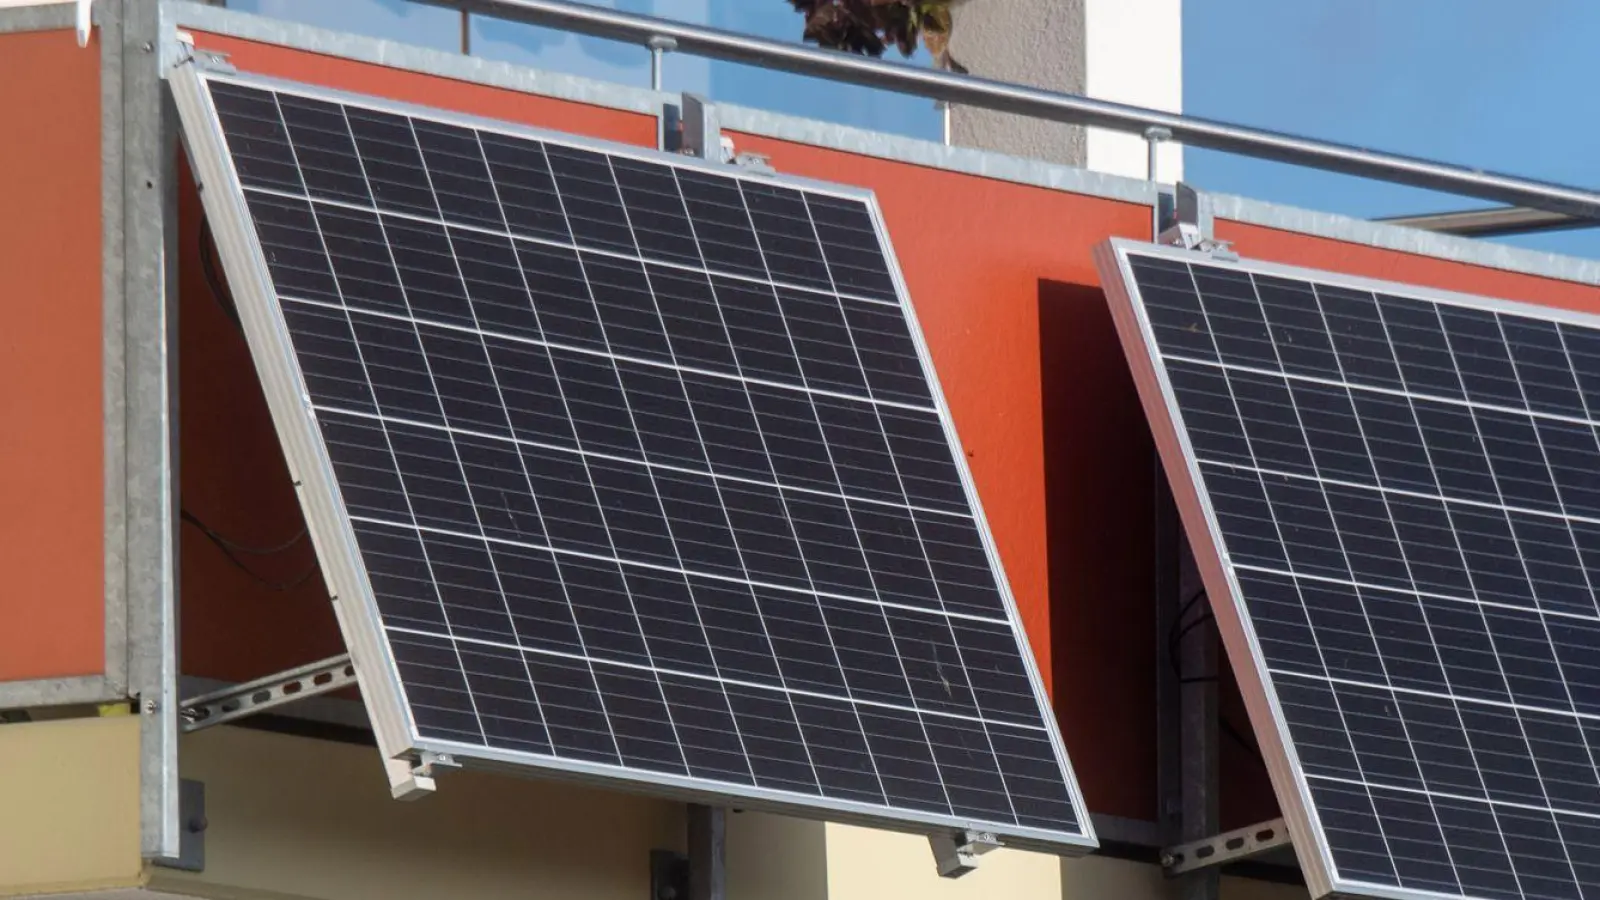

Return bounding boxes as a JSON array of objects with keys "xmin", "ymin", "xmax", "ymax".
[
  {"xmin": 1097, "ymin": 237, "xmax": 1600, "ymax": 900},
  {"xmin": 170, "ymin": 64, "xmax": 1093, "ymax": 851}
]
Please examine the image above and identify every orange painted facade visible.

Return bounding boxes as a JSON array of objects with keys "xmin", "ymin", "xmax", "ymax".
[
  {"xmin": 7, "ymin": 23, "xmax": 1600, "ymax": 832},
  {"xmin": 0, "ymin": 29, "xmax": 105, "ymax": 681}
]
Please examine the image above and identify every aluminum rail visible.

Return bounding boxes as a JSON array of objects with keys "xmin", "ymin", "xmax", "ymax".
[
  {"xmin": 421, "ymin": 0, "xmax": 1600, "ymax": 220},
  {"xmin": 1378, "ymin": 206, "xmax": 1589, "ymax": 238}
]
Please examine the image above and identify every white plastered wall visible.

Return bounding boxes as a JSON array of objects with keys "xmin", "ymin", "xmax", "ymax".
[
  {"xmin": 948, "ymin": 0, "xmax": 1184, "ymax": 181},
  {"xmin": 1084, "ymin": 0, "xmax": 1184, "ymax": 181}
]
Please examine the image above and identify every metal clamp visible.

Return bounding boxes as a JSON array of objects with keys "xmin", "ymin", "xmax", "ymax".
[
  {"xmin": 929, "ymin": 829, "xmax": 1003, "ymax": 878},
  {"xmin": 179, "ymin": 654, "xmax": 358, "ymax": 733},
  {"xmin": 1160, "ymin": 818, "xmax": 1291, "ymax": 875},
  {"xmin": 388, "ymin": 750, "xmax": 458, "ymax": 801}
]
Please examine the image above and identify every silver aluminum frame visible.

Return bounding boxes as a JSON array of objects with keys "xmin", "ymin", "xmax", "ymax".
[
  {"xmin": 122, "ymin": 0, "xmax": 183, "ymax": 862},
  {"xmin": 1093, "ymin": 235, "xmax": 1600, "ymax": 900},
  {"xmin": 166, "ymin": 61, "xmax": 1098, "ymax": 855}
]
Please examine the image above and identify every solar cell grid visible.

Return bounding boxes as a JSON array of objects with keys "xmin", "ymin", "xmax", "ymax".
[
  {"xmin": 1100, "ymin": 238, "xmax": 1600, "ymax": 900},
  {"xmin": 176, "ymin": 68, "xmax": 1091, "ymax": 849}
]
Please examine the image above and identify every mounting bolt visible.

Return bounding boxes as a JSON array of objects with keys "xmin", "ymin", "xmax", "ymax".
[
  {"xmin": 142, "ymin": 40, "xmax": 153, "ymax": 52},
  {"xmin": 1160, "ymin": 853, "xmax": 1177, "ymax": 868},
  {"xmin": 143, "ymin": 698, "xmax": 158, "ymax": 715}
]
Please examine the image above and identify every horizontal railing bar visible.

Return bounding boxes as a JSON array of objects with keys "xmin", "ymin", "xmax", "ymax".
[
  {"xmin": 419, "ymin": 0, "xmax": 1600, "ymax": 220},
  {"xmin": 1377, "ymin": 206, "xmax": 1595, "ymax": 238}
]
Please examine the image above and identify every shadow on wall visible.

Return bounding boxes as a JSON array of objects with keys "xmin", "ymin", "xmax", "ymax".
[
  {"xmin": 1036, "ymin": 278, "xmax": 1278, "ymax": 830},
  {"xmin": 1038, "ymin": 278, "xmax": 1159, "ymax": 823}
]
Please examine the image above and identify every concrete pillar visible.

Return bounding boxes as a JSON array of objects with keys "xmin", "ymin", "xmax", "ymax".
[{"xmin": 947, "ymin": 0, "xmax": 1183, "ymax": 181}]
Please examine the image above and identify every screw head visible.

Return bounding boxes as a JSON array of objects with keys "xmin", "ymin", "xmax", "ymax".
[
  {"xmin": 143, "ymin": 698, "xmax": 158, "ymax": 715},
  {"xmin": 1160, "ymin": 854, "xmax": 1177, "ymax": 868},
  {"xmin": 142, "ymin": 40, "xmax": 154, "ymax": 52}
]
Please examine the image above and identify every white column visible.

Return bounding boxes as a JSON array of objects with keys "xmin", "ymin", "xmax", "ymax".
[
  {"xmin": 1084, "ymin": 0, "xmax": 1184, "ymax": 181},
  {"xmin": 947, "ymin": 0, "xmax": 1183, "ymax": 180}
]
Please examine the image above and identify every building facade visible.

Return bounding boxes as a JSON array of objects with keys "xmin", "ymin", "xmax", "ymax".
[{"xmin": 2, "ymin": 3, "xmax": 1596, "ymax": 900}]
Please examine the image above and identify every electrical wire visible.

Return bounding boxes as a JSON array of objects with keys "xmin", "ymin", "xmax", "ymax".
[
  {"xmin": 181, "ymin": 507, "xmax": 318, "ymax": 592},
  {"xmin": 1165, "ymin": 588, "xmax": 1267, "ymax": 766},
  {"xmin": 1221, "ymin": 716, "xmax": 1267, "ymax": 766},
  {"xmin": 199, "ymin": 212, "xmax": 244, "ymax": 333},
  {"xmin": 191, "ymin": 215, "xmax": 317, "ymax": 590}
]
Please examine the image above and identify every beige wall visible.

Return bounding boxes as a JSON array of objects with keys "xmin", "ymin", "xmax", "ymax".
[
  {"xmin": 0, "ymin": 716, "xmax": 143, "ymax": 897},
  {"xmin": 0, "ymin": 718, "xmax": 1304, "ymax": 900},
  {"xmin": 1060, "ymin": 855, "xmax": 1310, "ymax": 900},
  {"xmin": 151, "ymin": 726, "xmax": 830, "ymax": 900},
  {"xmin": 157, "ymin": 726, "xmax": 683, "ymax": 900},
  {"xmin": 729, "ymin": 812, "xmax": 828, "ymax": 900},
  {"xmin": 824, "ymin": 822, "xmax": 1063, "ymax": 900}
]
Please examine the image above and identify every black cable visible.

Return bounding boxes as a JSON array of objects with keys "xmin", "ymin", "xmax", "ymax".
[
  {"xmin": 1167, "ymin": 588, "xmax": 1211, "ymax": 678},
  {"xmin": 199, "ymin": 212, "xmax": 244, "ymax": 333},
  {"xmin": 180, "ymin": 506, "xmax": 305, "ymax": 556},
  {"xmin": 1222, "ymin": 715, "xmax": 1267, "ymax": 766},
  {"xmin": 1166, "ymin": 588, "xmax": 1269, "ymax": 766},
  {"xmin": 180, "ymin": 507, "xmax": 317, "ymax": 592}
]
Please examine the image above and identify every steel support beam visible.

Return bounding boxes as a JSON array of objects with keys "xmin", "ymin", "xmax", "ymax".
[
  {"xmin": 1157, "ymin": 471, "xmax": 1220, "ymax": 899},
  {"xmin": 688, "ymin": 804, "xmax": 726, "ymax": 900},
  {"xmin": 110, "ymin": 0, "xmax": 182, "ymax": 862},
  {"xmin": 180, "ymin": 655, "xmax": 358, "ymax": 733},
  {"xmin": 1163, "ymin": 819, "xmax": 1292, "ymax": 876},
  {"xmin": 417, "ymin": 0, "xmax": 1600, "ymax": 217}
]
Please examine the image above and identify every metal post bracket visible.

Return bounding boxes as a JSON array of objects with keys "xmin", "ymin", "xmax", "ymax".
[
  {"xmin": 1160, "ymin": 817, "xmax": 1291, "ymax": 876},
  {"xmin": 929, "ymin": 829, "xmax": 1003, "ymax": 879}
]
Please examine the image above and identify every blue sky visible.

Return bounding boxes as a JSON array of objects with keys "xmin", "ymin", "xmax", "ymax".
[{"xmin": 233, "ymin": 0, "xmax": 1598, "ymax": 258}]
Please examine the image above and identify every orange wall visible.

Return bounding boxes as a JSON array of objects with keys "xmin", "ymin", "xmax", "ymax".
[
  {"xmin": 0, "ymin": 28, "xmax": 104, "ymax": 682},
  {"xmin": 1216, "ymin": 220, "xmax": 1600, "ymax": 313}
]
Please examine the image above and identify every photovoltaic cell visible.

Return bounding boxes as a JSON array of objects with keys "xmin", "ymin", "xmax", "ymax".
[
  {"xmin": 1099, "ymin": 238, "xmax": 1600, "ymax": 900},
  {"xmin": 176, "ymin": 69, "xmax": 1092, "ymax": 849}
]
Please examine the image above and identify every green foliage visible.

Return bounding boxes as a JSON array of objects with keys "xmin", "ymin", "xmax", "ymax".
[{"xmin": 786, "ymin": 0, "xmax": 957, "ymax": 66}]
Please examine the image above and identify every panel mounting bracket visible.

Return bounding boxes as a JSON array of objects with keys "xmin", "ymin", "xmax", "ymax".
[
  {"xmin": 388, "ymin": 750, "xmax": 459, "ymax": 801},
  {"xmin": 1160, "ymin": 817, "xmax": 1291, "ymax": 876},
  {"xmin": 928, "ymin": 829, "xmax": 1003, "ymax": 878},
  {"xmin": 664, "ymin": 93, "xmax": 728, "ymax": 161},
  {"xmin": 166, "ymin": 37, "xmax": 235, "ymax": 76},
  {"xmin": 179, "ymin": 654, "xmax": 357, "ymax": 733},
  {"xmin": 1157, "ymin": 183, "xmax": 1234, "ymax": 258}
]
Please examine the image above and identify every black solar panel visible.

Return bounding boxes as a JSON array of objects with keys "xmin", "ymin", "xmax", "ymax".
[
  {"xmin": 174, "ymin": 68, "xmax": 1092, "ymax": 849},
  {"xmin": 1099, "ymin": 238, "xmax": 1600, "ymax": 900}
]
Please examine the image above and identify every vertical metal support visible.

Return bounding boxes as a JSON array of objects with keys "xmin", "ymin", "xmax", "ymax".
[
  {"xmin": 1145, "ymin": 126, "xmax": 1172, "ymax": 239},
  {"xmin": 459, "ymin": 10, "xmax": 471, "ymax": 55},
  {"xmin": 1180, "ymin": 569, "xmax": 1221, "ymax": 900},
  {"xmin": 648, "ymin": 36, "xmax": 677, "ymax": 153},
  {"xmin": 688, "ymin": 804, "xmax": 726, "ymax": 900},
  {"xmin": 1156, "ymin": 472, "xmax": 1219, "ymax": 899},
  {"xmin": 1155, "ymin": 474, "xmax": 1184, "ymax": 854},
  {"xmin": 120, "ymin": 0, "xmax": 181, "ymax": 861},
  {"xmin": 648, "ymin": 35, "xmax": 676, "ymax": 92}
]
